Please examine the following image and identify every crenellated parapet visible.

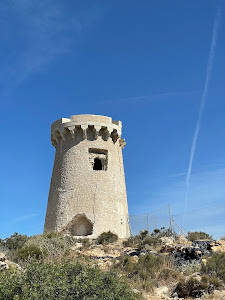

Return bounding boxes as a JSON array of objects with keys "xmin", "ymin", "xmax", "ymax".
[{"xmin": 51, "ymin": 114, "xmax": 125, "ymax": 148}]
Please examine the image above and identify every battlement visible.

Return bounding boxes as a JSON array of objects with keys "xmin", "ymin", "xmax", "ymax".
[{"xmin": 51, "ymin": 114, "xmax": 125, "ymax": 148}]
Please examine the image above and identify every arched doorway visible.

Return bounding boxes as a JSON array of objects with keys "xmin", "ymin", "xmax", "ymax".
[{"xmin": 63, "ymin": 214, "xmax": 93, "ymax": 236}]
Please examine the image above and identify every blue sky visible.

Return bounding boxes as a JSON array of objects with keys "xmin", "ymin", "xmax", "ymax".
[{"xmin": 0, "ymin": 0, "xmax": 225, "ymax": 239}]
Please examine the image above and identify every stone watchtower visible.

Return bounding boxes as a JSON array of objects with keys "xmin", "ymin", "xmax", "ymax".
[{"xmin": 44, "ymin": 114, "xmax": 130, "ymax": 238}]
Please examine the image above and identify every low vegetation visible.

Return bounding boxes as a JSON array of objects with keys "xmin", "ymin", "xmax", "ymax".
[
  {"xmin": 187, "ymin": 231, "xmax": 212, "ymax": 241},
  {"xmin": 81, "ymin": 238, "xmax": 92, "ymax": 249},
  {"xmin": 123, "ymin": 228, "xmax": 171, "ymax": 249},
  {"xmin": 0, "ymin": 232, "xmax": 29, "ymax": 251},
  {"xmin": 174, "ymin": 274, "xmax": 221, "ymax": 298},
  {"xmin": 0, "ymin": 233, "xmax": 31, "ymax": 262},
  {"xmin": 1, "ymin": 230, "xmax": 225, "ymax": 299},
  {"xmin": 0, "ymin": 260, "xmax": 140, "ymax": 300},
  {"xmin": 96, "ymin": 231, "xmax": 118, "ymax": 245},
  {"xmin": 14, "ymin": 245, "xmax": 46, "ymax": 262},
  {"xmin": 22, "ymin": 232, "xmax": 77, "ymax": 259},
  {"xmin": 114, "ymin": 253, "xmax": 179, "ymax": 292},
  {"xmin": 202, "ymin": 253, "xmax": 225, "ymax": 283}
]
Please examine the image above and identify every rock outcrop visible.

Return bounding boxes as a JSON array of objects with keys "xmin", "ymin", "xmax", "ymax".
[{"xmin": 0, "ymin": 253, "xmax": 21, "ymax": 271}]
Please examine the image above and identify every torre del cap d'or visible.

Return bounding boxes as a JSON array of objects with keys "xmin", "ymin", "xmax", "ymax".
[{"xmin": 44, "ymin": 114, "xmax": 130, "ymax": 238}]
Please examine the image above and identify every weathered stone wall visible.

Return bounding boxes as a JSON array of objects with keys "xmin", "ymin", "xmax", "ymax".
[{"xmin": 44, "ymin": 114, "xmax": 130, "ymax": 238}]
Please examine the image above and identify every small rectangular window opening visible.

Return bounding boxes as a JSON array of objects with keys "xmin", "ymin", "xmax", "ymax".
[{"xmin": 89, "ymin": 148, "xmax": 108, "ymax": 171}]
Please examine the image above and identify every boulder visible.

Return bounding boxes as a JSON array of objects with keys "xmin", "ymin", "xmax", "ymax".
[
  {"xmin": 5, "ymin": 260, "xmax": 21, "ymax": 271},
  {"xmin": 192, "ymin": 240, "xmax": 211, "ymax": 251},
  {"xmin": 160, "ymin": 245, "xmax": 176, "ymax": 253},
  {"xmin": 70, "ymin": 242, "xmax": 83, "ymax": 250},
  {"xmin": 123, "ymin": 248, "xmax": 152, "ymax": 257},
  {"xmin": 0, "ymin": 261, "xmax": 9, "ymax": 270},
  {"xmin": 210, "ymin": 240, "xmax": 225, "ymax": 253},
  {"xmin": 0, "ymin": 253, "xmax": 21, "ymax": 271},
  {"xmin": 176, "ymin": 235, "xmax": 191, "ymax": 245},
  {"xmin": 0, "ymin": 253, "xmax": 8, "ymax": 270},
  {"xmin": 213, "ymin": 289, "xmax": 225, "ymax": 299},
  {"xmin": 123, "ymin": 248, "xmax": 141, "ymax": 256},
  {"xmin": 130, "ymin": 255, "xmax": 138, "ymax": 263},
  {"xmin": 211, "ymin": 245, "xmax": 224, "ymax": 252},
  {"xmin": 155, "ymin": 286, "xmax": 169, "ymax": 297},
  {"xmin": 0, "ymin": 253, "xmax": 6, "ymax": 262},
  {"xmin": 160, "ymin": 236, "xmax": 174, "ymax": 245}
]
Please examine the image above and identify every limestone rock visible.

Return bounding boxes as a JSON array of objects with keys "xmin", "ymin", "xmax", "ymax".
[
  {"xmin": 202, "ymin": 258, "xmax": 207, "ymax": 266},
  {"xmin": 160, "ymin": 245, "xmax": 176, "ymax": 253},
  {"xmin": 0, "ymin": 253, "xmax": 6, "ymax": 262},
  {"xmin": 210, "ymin": 240, "xmax": 225, "ymax": 253},
  {"xmin": 212, "ymin": 289, "xmax": 225, "ymax": 300},
  {"xmin": 176, "ymin": 235, "xmax": 191, "ymax": 245},
  {"xmin": 160, "ymin": 237, "xmax": 174, "ymax": 245},
  {"xmin": 0, "ymin": 253, "xmax": 21, "ymax": 271},
  {"xmin": 70, "ymin": 242, "xmax": 83, "ymax": 250},
  {"xmin": 155, "ymin": 286, "xmax": 169, "ymax": 297},
  {"xmin": 5, "ymin": 260, "xmax": 21, "ymax": 271},
  {"xmin": 0, "ymin": 261, "xmax": 9, "ymax": 270}
]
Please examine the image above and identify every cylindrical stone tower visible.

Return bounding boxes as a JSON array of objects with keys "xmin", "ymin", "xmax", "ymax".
[{"xmin": 44, "ymin": 114, "xmax": 130, "ymax": 238}]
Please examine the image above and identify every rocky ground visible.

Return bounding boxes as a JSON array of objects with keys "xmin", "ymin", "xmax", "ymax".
[{"xmin": 70, "ymin": 236, "xmax": 225, "ymax": 299}]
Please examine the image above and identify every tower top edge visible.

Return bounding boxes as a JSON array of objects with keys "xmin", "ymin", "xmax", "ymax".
[
  {"xmin": 50, "ymin": 114, "xmax": 125, "ymax": 148},
  {"xmin": 71, "ymin": 114, "xmax": 112, "ymax": 124},
  {"xmin": 51, "ymin": 114, "xmax": 122, "ymax": 128}
]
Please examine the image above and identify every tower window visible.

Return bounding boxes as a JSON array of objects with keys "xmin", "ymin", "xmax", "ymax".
[
  {"xmin": 93, "ymin": 158, "xmax": 103, "ymax": 170},
  {"xmin": 89, "ymin": 148, "xmax": 108, "ymax": 171}
]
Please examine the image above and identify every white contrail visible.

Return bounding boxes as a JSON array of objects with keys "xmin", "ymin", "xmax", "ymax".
[{"xmin": 185, "ymin": 0, "xmax": 224, "ymax": 212}]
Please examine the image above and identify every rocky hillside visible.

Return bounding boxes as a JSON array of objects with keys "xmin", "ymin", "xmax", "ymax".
[{"xmin": 1, "ymin": 230, "xmax": 225, "ymax": 299}]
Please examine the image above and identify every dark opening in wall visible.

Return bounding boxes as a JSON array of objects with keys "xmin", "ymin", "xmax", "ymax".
[
  {"xmin": 89, "ymin": 148, "xmax": 108, "ymax": 171},
  {"xmin": 93, "ymin": 158, "xmax": 103, "ymax": 170},
  {"xmin": 61, "ymin": 214, "xmax": 93, "ymax": 236}
]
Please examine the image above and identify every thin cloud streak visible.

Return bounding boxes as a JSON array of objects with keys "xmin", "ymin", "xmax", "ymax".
[
  {"xmin": 184, "ymin": 0, "xmax": 224, "ymax": 212},
  {"xmin": 101, "ymin": 90, "xmax": 201, "ymax": 104}
]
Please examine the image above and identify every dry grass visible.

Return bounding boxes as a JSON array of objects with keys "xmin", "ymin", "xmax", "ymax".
[
  {"xmin": 114, "ymin": 253, "xmax": 180, "ymax": 292},
  {"xmin": 24, "ymin": 233, "xmax": 78, "ymax": 258}
]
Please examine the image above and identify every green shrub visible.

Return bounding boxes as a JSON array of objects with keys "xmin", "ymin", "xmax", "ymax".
[
  {"xmin": 142, "ymin": 237, "xmax": 161, "ymax": 248},
  {"xmin": 178, "ymin": 261, "xmax": 202, "ymax": 276},
  {"xmin": 201, "ymin": 253, "xmax": 225, "ymax": 283},
  {"xmin": 187, "ymin": 231, "xmax": 212, "ymax": 241},
  {"xmin": 23, "ymin": 234, "xmax": 77, "ymax": 258},
  {"xmin": 173, "ymin": 274, "xmax": 221, "ymax": 298},
  {"xmin": 0, "ymin": 260, "xmax": 141, "ymax": 300},
  {"xmin": 96, "ymin": 231, "xmax": 118, "ymax": 245},
  {"xmin": 139, "ymin": 230, "xmax": 149, "ymax": 240},
  {"xmin": 221, "ymin": 236, "xmax": 225, "ymax": 241},
  {"xmin": 122, "ymin": 229, "xmax": 172, "ymax": 249},
  {"xmin": 139, "ymin": 228, "xmax": 170, "ymax": 249},
  {"xmin": 43, "ymin": 232, "xmax": 59, "ymax": 239},
  {"xmin": 115, "ymin": 253, "xmax": 163, "ymax": 291},
  {"xmin": 159, "ymin": 268, "xmax": 179, "ymax": 281},
  {"xmin": 14, "ymin": 245, "xmax": 45, "ymax": 262},
  {"xmin": 151, "ymin": 228, "xmax": 171, "ymax": 238},
  {"xmin": 0, "ymin": 233, "xmax": 29, "ymax": 250},
  {"xmin": 122, "ymin": 236, "xmax": 140, "ymax": 247},
  {"xmin": 81, "ymin": 238, "xmax": 91, "ymax": 249}
]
